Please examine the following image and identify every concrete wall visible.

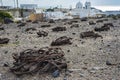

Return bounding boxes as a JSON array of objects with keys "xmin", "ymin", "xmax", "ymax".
[{"xmin": 8, "ymin": 9, "xmax": 34, "ymax": 18}]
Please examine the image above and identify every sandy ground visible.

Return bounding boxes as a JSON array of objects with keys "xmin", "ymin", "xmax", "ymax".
[{"xmin": 0, "ymin": 18, "xmax": 120, "ymax": 80}]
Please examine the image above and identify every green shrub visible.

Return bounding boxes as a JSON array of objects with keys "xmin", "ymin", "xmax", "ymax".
[
  {"xmin": 0, "ymin": 11, "xmax": 13, "ymax": 22},
  {"xmin": 107, "ymin": 14, "xmax": 118, "ymax": 20},
  {"xmin": 116, "ymin": 14, "xmax": 120, "ymax": 18},
  {"xmin": 46, "ymin": 8, "xmax": 54, "ymax": 12}
]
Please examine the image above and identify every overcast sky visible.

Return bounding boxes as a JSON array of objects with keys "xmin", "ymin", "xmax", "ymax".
[{"xmin": 1, "ymin": 0, "xmax": 120, "ymax": 11}]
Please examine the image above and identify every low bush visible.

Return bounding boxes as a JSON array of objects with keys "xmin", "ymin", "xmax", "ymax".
[{"xmin": 0, "ymin": 11, "xmax": 13, "ymax": 22}]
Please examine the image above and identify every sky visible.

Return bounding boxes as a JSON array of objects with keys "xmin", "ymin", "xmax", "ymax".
[{"xmin": 1, "ymin": 0, "xmax": 120, "ymax": 11}]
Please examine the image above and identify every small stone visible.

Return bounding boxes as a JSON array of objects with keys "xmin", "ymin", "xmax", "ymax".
[
  {"xmin": 15, "ymin": 35, "xmax": 19, "ymax": 38},
  {"xmin": 79, "ymin": 73, "xmax": 85, "ymax": 77},
  {"xmin": 52, "ymin": 70, "xmax": 60, "ymax": 78},
  {"xmin": 84, "ymin": 62, "xmax": 88, "ymax": 64},
  {"xmin": 63, "ymin": 77, "xmax": 67, "ymax": 80},
  {"xmin": 82, "ymin": 54, "xmax": 85, "ymax": 57},
  {"xmin": 0, "ymin": 73, "xmax": 2, "ymax": 79},
  {"xmin": 106, "ymin": 61, "xmax": 112, "ymax": 65},
  {"xmin": 34, "ymin": 46, "xmax": 37, "ymax": 48},
  {"xmin": 107, "ymin": 44, "xmax": 111, "ymax": 47},
  {"xmin": 118, "ymin": 64, "xmax": 120, "ymax": 70},
  {"xmin": 67, "ymin": 61, "xmax": 70, "ymax": 63},
  {"xmin": 4, "ymin": 51, "xmax": 8, "ymax": 54},
  {"xmin": 82, "ymin": 67, "xmax": 87, "ymax": 70},
  {"xmin": 3, "ymin": 62, "xmax": 9, "ymax": 67},
  {"xmin": 75, "ymin": 45, "xmax": 78, "ymax": 47},
  {"xmin": 72, "ymin": 33, "xmax": 76, "ymax": 35},
  {"xmin": 67, "ymin": 50, "xmax": 70, "ymax": 52},
  {"xmin": 99, "ymin": 48, "xmax": 102, "ymax": 50},
  {"xmin": 17, "ymin": 23, "xmax": 26, "ymax": 27},
  {"xmin": 92, "ymin": 67, "xmax": 106, "ymax": 70},
  {"xmin": 89, "ymin": 70, "xmax": 96, "ymax": 74},
  {"xmin": 67, "ymin": 70, "xmax": 73, "ymax": 73},
  {"xmin": 81, "ymin": 41, "xmax": 85, "ymax": 44}
]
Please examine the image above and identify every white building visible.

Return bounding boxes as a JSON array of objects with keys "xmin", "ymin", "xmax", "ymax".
[
  {"xmin": 45, "ymin": 11, "xmax": 73, "ymax": 20},
  {"xmin": 45, "ymin": 1, "xmax": 103, "ymax": 20},
  {"xmin": 70, "ymin": 1, "xmax": 103, "ymax": 18},
  {"xmin": 45, "ymin": 11, "xmax": 65, "ymax": 20},
  {"xmin": 20, "ymin": 4, "xmax": 37, "ymax": 9},
  {"xmin": 0, "ymin": 6, "xmax": 12, "ymax": 10}
]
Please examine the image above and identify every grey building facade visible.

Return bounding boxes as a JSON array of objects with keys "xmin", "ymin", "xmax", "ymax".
[{"xmin": 20, "ymin": 4, "xmax": 37, "ymax": 9}]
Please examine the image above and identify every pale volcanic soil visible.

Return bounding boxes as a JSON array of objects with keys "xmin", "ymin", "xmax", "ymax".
[{"xmin": 0, "ymin": 18, "xmax": 120, "ymax": 80}]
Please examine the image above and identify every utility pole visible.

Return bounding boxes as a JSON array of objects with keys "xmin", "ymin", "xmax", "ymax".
[
  {"xmin": 0, "ymin": 0, "xmax": 3, "ymax": 6},
  {"xmin": 16, "ymin": 0, "xmax": 20, "ymax": 18},
  {"xmin": 14, "ymin": 0, "xmax": 16, "ymax": 8},
  {"xmin": 69, "ymin": 5, "xmax": 72, "ymax": 10},
  {"xmin": 16, "ymin": 0, "xmax": 18, "ymax": 9}
]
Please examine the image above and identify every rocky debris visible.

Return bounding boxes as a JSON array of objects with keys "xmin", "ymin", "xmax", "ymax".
[
  {"xmin": 3, "ymin": 62, "xmax": 9, "ymax": 67},
  {"xmin": 104, "ymin": 23, "xmax": 114, "ymax": 27},
  {"xmin": 72, "ymin": 33, "xmax": 76, "ymax": 35},
  {"xmin": 91, "ymin": 67, "xmax": 107, "ymax": 70},
  {"xmin": 67, "ymin": 21, "xmax": 72, "ymax": 25},
  {"xmin": 10, "ymin": 47, "xmax": 67, "ymax": 76},
  {"xmin": 51, "ymin": 36, "xmax": 72, "ymax": 46},
  {"xmin": 32, "ymin": 20, "xmax": 38, "ymax": 24},
  {"xmin": 81, "ymin": 17, "xmax": 87, "ymax": 21},
  {"xmin": 70, "ymin": 24, "xmax": 79, "ymax": 28},
  {"xmin": 41, "ymin": 25, "xmax": 51, "ymax": 28},
  {"xmin": 64, "ymin": 21, "xmax": 77, "ymax": 25},
  {"xmin": 0, "ymin": 27, "xmax": 4, "ymax": 30},
  {"xmin": 61, "ymin": 19, "xmax": 68, "ymax": 22},
  {"xmin": 37, "ymin": 31, "xmax": 48, "ymax": 37},
  {"xmin": 26, "ymin": 20, "xmax": 32, "ymax": 22},
  {"xmin": 0, "ymin": 38, "xmax": 9, "ymax": 44},
  {"xmin": 48, "ymin": 19, "xmax": 55, "ymax": 23},
  {"xmin": 102, "ymin": 18, "xmax": 108, "ymax": 21},
  {"xmin": 17, "ymin": 23, "xmax": 26, "ymax": 27},
  {"xmin": 25, "ymin": 28, "xmax": 36, "ymax": 32},
  {"xmin": 96, "ymin": 20, "xmax": 103, "ymax": 23},
  {"xmin": 94, "ymin": 23, "xmax": 113, "ymax": 32},
  {"xmin": 88, "ymin": 67, "xmax": 107, "ymax": 74},
  {"xmin": 67, "ymin": 50, "xmax": 70, "ymax": 52},
  {"xmin": 15, "ymin": 35, "xmax": 19, "ymax": 38},
  {"xmin": 16, "ymin": 20, "xmax": 22, "ymax": 24},
  {"xmin": 89, "ymin": 21, "xmax": 96, "ymax": 25},
  {"xmin": 4, "ymin": 18, "xmax": 13, "ymax": 24},
  {"xmin": 118, "ymin": 64, "xmax": 120, "ymax": 69},
  {"xmin": 4, "ymin": 51, "xmax": 8, "ymax": 54},
  {"xmin": 106, "ymin": 61, "xmax": 116, "ymax": 66},
  {"xmin": 0, "ymin": 18, "xmax": 119, "ymax": 80},
  {"xmin": 52, "ymin": 27, "xmax": 66, "ymax": 32},
  {"xmin": 94, "ymin": 26, "xmax": 110, "ymax": 32},
  {"xmin": 71, "ymin": 20, "xmax": 78, "ymax": 23},
  {"xmin": 80, "ymin": 31, "xmax": 102, "ymax": 39}
]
